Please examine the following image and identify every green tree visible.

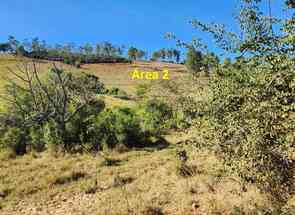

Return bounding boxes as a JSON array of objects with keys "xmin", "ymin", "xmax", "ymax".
[
  {"xmin": 166, "ymin": 49, "xmax": 173, "ymax": 59},
  {"xmin": 0, "ymin": 43, "xmax": 12, "ymax": 53},
  {"xmin": 159, "ymin": 48, "xmax": 166, "ymax": 60},
  {"xmin": 83, "ymin": 43, "xmax": 93, "ymax": 56},
  {"xmin": 164, "ymin": 48, "xmax": 181, "ymax": 63},
  {"xmin": 95, "ymin": 44, "xmax": 102, "ymax": 56},
  {"xmin": 128, "ymin": 47, "xmax": 138, "ymax": 60},
  {"xmin": 173, "ymin": 49, "xmax": 181, "ymax": 63},
  {"xmin": 117, "ymin": 45, "xmax": 125, "ymax": 56},
  {"xmin": 83, "ymin": 43, "xmax": 93, "ymax": 63},
  {"xmin": 136, "ymin": 50, "xmax": 146, "ymax": 60},
  {"xmin": 101, "ymin": 42, "xmax": 115, "ymax": 57},
  {"xmin": 189, "ymin": 0, "xmax": 295, "ymax": 200},
  {"xmin": 31, "ymin": 37, "xmax": 40, "ymax": 53},
  {"xmin": 8, "ymin": 36, "xmax": 19, "ymax": 54},
  {"xmin": 16, "ymin": 45, "xmax": 27, "ymax": 56},
  {"xmin": 185, "ymin": 47, "xmax": 203, "ymax": 76},
  {"xmin": 202, "ymin": 52, "xmax": 220, "ymax": 74},
  {"xmin": 151, "ymin": 51, "xmax": 161, "ymax": 61}
]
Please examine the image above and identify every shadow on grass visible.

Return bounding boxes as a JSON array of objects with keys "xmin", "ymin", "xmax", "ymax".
[{"xmin": 134, "ymin": 136, "xmax": 170, "ymax": 152}]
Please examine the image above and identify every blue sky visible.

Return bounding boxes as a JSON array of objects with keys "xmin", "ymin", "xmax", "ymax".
[{"xmin": 0, "ymin": 0, "xmax": 287, "ymax": 57}]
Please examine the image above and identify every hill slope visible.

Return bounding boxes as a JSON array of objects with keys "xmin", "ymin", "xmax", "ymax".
[
  {"xmin": 0, "ymin": 55, "xmax": 273, "ymax": 215},
  {"xmin": 0, "ymin": 55, "xmax": 186, "ymax": 94}
]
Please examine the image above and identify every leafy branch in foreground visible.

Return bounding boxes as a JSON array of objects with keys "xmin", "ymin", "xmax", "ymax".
[
  {"xmin": 165, "ymin": 0, "xmax": 295, "ymax": 206},
  {"xmin": 190, "ymin": 0, "xmax": 294, "ymax": 61},
  {"xmin": 196, "ymin": 0, "xmax": 295, "ymax": 203}
]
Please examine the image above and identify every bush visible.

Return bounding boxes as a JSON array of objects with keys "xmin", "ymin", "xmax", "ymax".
[
  {"xmin": 28, "ymin": 126, "xmax": 46, "ymax": 152},
  {"xmin": 208, "ymin": 62, "xmax": 295, "ymax": 199},
  {"xmin": 137, "ymin": 99, "xmax": 173, "ymax": 135},
  {"xmin": 1, "ymin": 127, "xmax": 27, "ymax": 155},
  {"xmin": 63, "ymin": 56, "xmax": 75, "ymax": 65},
  {"xmin": 186, "ymin": 47, "xmax": 203, "ymax": 77},
  {"xmin": 107, "ymin": 87, "xmax": 119, "ymax": 95},
  {"xmin": 69, "ymin": 73, "xmax": 106, "ymax": 95},
  {"xmin": 91, "ymin": 107, "xmax": 147, "ymax": 149},
  {"xmin": 2, "ymin": 66, "xmax": 106, "ymax": 153},
  {"xmin": 66, "ymin": 99, "xmax": 105, "ymax": 148},
  {"xmin": 43, "ymin": 123, "xmax": 58, "ymax": 146},
  {"xmin": 41, "ymin": 99, "xmax": 105, "ymax": 152},
  {"xmin": 135, "ymin": 84, "xmax": 150, "ymax": 99},
  {"xmin": 172, "ymin": 95, "xmax": 208, "ymax": 129},
  {"xmin": 107, "ymin": 87, "xmax": 129, "ymax": 99}
]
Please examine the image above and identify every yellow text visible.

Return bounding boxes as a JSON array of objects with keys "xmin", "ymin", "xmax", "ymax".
[{"xmin": 131, "ymin": 69, "xmax": 170, "ymax": 80}]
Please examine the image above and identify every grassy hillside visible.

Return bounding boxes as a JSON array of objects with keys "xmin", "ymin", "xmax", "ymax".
[
  {"xmin": 0, "ymin": 55, "xmax": 276, "ymax": 215},
  {"xmin": 1, "ymin": 54, "xmax": 292, "ymax": 215},
  {"xmin": 1, "ymin": 1, "xmax": 294, "ymax": 214},
  {"xmin": 82, "ymin": 61, "xmax": 185, "ymax": 89},
  {"xmin": 0, "ymin": 55, "xmax": 185, "ymax": 91},
  {"xmin": 0, "ymin": 130, "xmax": 271, "ymax": 215},
  {"xmin": 0, "ymin": 55, "xmax": 189, "ymax": 110}
]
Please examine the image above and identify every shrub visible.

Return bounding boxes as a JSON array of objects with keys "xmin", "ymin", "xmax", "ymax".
[
  {"xmin": 186, "ymin": 47, "xmax": 203, "ymax": 77},
  {"xmin": 208, "ymin": 63, "xmax": 295, "ymax": 199},
  {"xmin": 63, "ymin": 56, "xmax": 74, "ymax": 65},
  {"xmin": 91, "ymin": 107, "xmax": 147, "ymax": 150},
  {"xmin": 107, "ymin": 87, "xmax": 119, "ymax": 95},
  {"xmin": 1, "ymin": 127, "xmax": 27, "ymax": 155},
  {"xmin": 137, "ymin": 99, "xmax": 173, "ymax": 135},
  {"xmin": 183, "ymin": 1, "xmax": 295, "ymax": 203},
  {"xmin": 172, "ymin": 95, "xmax": 208, "ymax": 129},
  {"xmin": 28, "ymin": 126, "xmax": 46, "ymax": 152},
  {"xmin": 44, "ymin": 120, "xmax": 63, "ymax": 148},
  {"xmin": 41, "ymin": 99, "xmax": 105, "ymax": 153},
  {"xmin": 69, "ymin": 73, "xmax": 106, "ymax": 95},
  {"xmin": 2, "ymin": 65, "xmax": 106, "ymax": 153},
  {"xmin": 175, "ymin": 149, "xmax": 197, "ymax": 177},
  {"xmin": 135, "ymin": 84, "xmax": 150, "ymax": 99},
  {"xmin": 65, "ymin": 99, "xmax": 105, "ymax": 148},
  {"xmin": 100, "ymin": 157, "xmax": 122, "ymax": 167},
  {"xmin": 113, "ymin": 175, "xmax": 134, "ymax": 187},
  {"xmin": 107, "ymin": 87, "xmax": 129, "ymax": 99}
]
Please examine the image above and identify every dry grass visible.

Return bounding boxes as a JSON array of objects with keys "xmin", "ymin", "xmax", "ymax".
[
  {"xmin": 0, "ymin": 55, "xmax": 185, "ymax": 93},
  {"xmin": 80, "ymin": 60, "xmax": 186, "ymax": 94},
  {"xmin": 102, "ymin": 95, "xmax": 136, "ymax": 108},
  {"xmin": 0, "ymin": 143, "xmax": 273, "ymax": 215}
]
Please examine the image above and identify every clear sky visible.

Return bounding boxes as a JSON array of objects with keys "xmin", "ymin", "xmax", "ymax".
[{"xmin": 0, "ymin": 0, "xmax": 287, "ymax": 57}]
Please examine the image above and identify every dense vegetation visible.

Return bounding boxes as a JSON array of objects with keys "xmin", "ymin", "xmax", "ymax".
[
  {"xmin": 161, "ymin": 0, "xmax": 295, "ymax": 211},
  {"xmin": 0, "ymin": 37, "xmax": 184, "ymax": 65},
  {"xmin": 151, "ymin": 48, "xmax": 181, "ymax": 63},
  {"xmin": 187, "ymin": 0, "xmax": 295, "ymax": 209},
  {"xmin": 0, "ymin": 62, "xmax": 176, "ymax": 155},
  {"xmin": 127, "ymin": 47, "xmax": 147, "ymax": 61}
]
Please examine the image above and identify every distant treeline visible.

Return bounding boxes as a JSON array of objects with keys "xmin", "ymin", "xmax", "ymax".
[
  {"xmin": 127, "ymin": 47, "xmax": 182, "ymax": 64},
  {"xmin": 0, "ymin": 36, "xmax": 131, "ymax": 66},
  {"xmin": 0, "ymin": 36, "xmax": 184, "ymax": 65},
  {"xmin": 151, "ymin": 48, "xmax": 181, "ymax": 63}
]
